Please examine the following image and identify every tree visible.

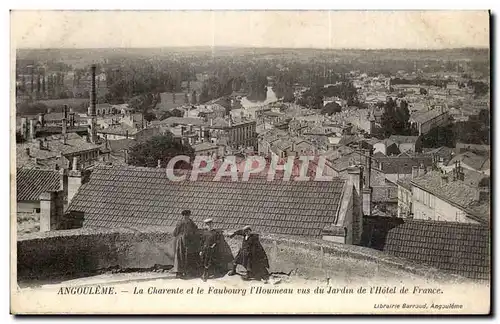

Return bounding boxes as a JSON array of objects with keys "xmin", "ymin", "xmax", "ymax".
[
  {"xmin": 321, "ymin": 102, "xmax": 342, "ymax": 115},
  {"xmin": 380, "ymin": 97, "xmax": 412, "ymax": 137},
  {"xmin": 143, "ymin": 111, "xmax": 157, "ymax": 122},
  {"xmin": 16, "ymin": 102, "xmax": 48, "ymax": 115},
  {"xmin": 159, "ymin": 108, "xmax": 184, "ymax": 120},
  {"xmin": 127, "ymin": 133, "xmax": 194, "ymax": 168},
  {"xmin": 420, "ymin": 125, "xmax": 455, "ymax": 148},
  {"xmin": 191, "ymin": 90, "xmax": 198, "ymax": 105}
]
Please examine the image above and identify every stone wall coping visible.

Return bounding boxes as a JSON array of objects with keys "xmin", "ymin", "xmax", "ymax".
[{"xmin": 17, "ymin": 225, "xmax": 468, "ymax": 282}]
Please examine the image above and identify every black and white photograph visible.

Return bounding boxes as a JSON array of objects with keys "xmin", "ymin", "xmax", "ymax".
[{"xmin": 10, "ymin": 10, "xmax": 491, "ymax": 314}]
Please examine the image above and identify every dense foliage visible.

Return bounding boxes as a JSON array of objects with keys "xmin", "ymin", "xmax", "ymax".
[
  {"xmin": 380, "ymin": 97, "xmax": 413, "ymax": 137},
  {"xmin": 127, "ymin": 133, "xmax": 194, "ymax": 168}
]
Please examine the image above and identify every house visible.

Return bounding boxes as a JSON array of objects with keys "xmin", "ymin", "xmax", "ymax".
[
  {"xmin": 400, "ymin": 166, "xmax": 490, "ymax": 224},
  {"xmin": 371, "ymin": 154, "xmax": 434, "ymax": 183},
  {"xmin": 207, "ymin": 118, "xmax": 257, "ymax": 150},
  {"xmin": 422, "ymin": 146, "xmax": 454, "ymax": 165},
  {"xmin": 16, "ymin": 161, "xmax": 85, "ymax": 233},
  {"xmin": 97, "ymin": 126, "xmax": 161, "ymax": 142},
  {"xmin": 62, "ymin": 165, "xmax": 371, "ymax": 245},
  {"xmin": 396, "ymin": 178, "xmax": 412, "ymax": 218},
  {"xmin": 388, "ymin": 135, "xmax": 420, "ymax": 153},
  {"xmin": 361, "ymin": 216, "xmax": 490, "ymax": 280},
  {"xmin": 447, "ymin": 151, "xmax": 490, "ymax": 175},
  {"xmin": 107, "ymin": 138, "xmax": 136, "ymax": 165},
  {"xmin": 409, "ymin": 107, "xmax": 449, "ymax": 135},
  {"xmin": 16, "ymin": 133, "xmax": 101, "ymax": 170},
  {"xmin": 192, "ymin": 142, "xmax": 224, "ymax": 158},
  {"xmin": 19, "ymin": 109, "xmax": 86, "ymax": 140},
  {"xmin": 269, "ymin": 138, "xmax": 316, "ymax": 159},
  {"xmin": 16, "ymin": 168, "xmax": 63, "ymax": 214},
  {"xmin": 455, "ymin": 143, "xmax": 491, "ymax": 155},
  {"xmin": 372, "ymin": 139, "xmax": 400, "ymax": 156},
  {"xmin": 16, "ymin": 164, "xmax": 85, "ymax": 234}
]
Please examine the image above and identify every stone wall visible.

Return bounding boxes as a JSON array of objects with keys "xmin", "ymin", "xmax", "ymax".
[{"xmin": 16, "ymin": 226, "xmax": 461, "ymax": 282}]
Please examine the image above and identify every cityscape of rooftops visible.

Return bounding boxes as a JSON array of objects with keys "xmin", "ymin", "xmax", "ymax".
[{"xmin": 12, "ymin": 10, "xmax": 490, "ymax": 314}]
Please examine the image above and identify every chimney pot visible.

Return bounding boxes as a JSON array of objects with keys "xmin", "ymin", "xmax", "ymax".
[
  {"xmin": 72, "ymin": 156, "xmax": 78, "ymax": 171},
  {"xmin": 157, "ymin": 159, "xmax": 161, "ymax": 168}
]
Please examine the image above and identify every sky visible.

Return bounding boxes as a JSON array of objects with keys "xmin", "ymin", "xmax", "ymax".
[{"xmin": 11, "ymin": 11, "xmax": 490, "ymax": 49}]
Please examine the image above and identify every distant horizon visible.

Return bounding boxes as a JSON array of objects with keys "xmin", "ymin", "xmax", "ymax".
[{"xmin": 16, "ymin": 45, "xmax": 490, "ymax": 51}]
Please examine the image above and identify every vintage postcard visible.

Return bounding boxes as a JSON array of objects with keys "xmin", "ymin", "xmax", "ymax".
[{"xmin": 10, "ymin": 10, "xmax": 491, "ymax": 314}]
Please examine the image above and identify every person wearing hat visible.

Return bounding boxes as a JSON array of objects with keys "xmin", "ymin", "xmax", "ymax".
[
  {"xmin": 228, "ymin": 225, "xmax": 270, "ymax": 281},
  {"xmin": 199, "ymin": 219, "xmax": 234, "ymax": 282},
  {"xmin": 173, "ymin": 209, "xmax": 201, "ymax": 279}
]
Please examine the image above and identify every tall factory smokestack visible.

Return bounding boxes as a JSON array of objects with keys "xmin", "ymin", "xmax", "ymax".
[
  {"xmin": 88, "ymin": 65, "xmax": 97, "ymax": 117},
  {"xmin": 88, "ymin": 64, "xmax": 98, "ymax": 143}
]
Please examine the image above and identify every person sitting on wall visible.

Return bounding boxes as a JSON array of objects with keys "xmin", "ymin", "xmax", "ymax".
[
  {"xmin": 227, "ymin": 226, "xmax": 270, "ymax": 281},
  {"xmin": 172, "ymin": 209, "xmax": 201, "ymax": 279},
  {"xmin": 199, "ymin": 218, "xmax": 234, "ymax": 282}
]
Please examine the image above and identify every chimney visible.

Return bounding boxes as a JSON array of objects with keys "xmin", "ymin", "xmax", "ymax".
[
  {"xmin": 72, "ymin": 156, "xmax": 79, "ymax": 171},
  {"xmin": 59, "ymin": 168, "xmax": 68, "ymax": 208},
  {"xmin": 347, "ymin": 166, "xmax": 364, "ymax": 245},
  {"xmin": 157, "ymin": 159, "xmax": 161, "ymax": 168},
  {"xmin": 39, "ymin": 190, "xmax": 64, "ymax": 232},
  {"xmin": 210, "ymin": 119, "xmax": 213, "ymax": 127},
  {"xmin": 63, "ymin": 104, "xmax": 68, "ymax": 121},
  {"xmin": 38, "ymin": 113, "xmax": 45, "ymax": 127},
  {"xmin": 69, "ymin": 112, "xmax": 75, "ymax": 127},
  {"xmin": 29, "ymin": 119, "xmax": 36, "ymax": 140},
  {"xmin": 441, "ymin": 173, "xmax": 449, "ymax": 185},
  {"xmin": 25, "ymin": 147, "xmax": 30, "ymax": 156},
  {"xmin": 124, "ymin": 150, "xmax": 129, "ymax": 164},
  {"xmin": 126, "ymin": 130, "xmax": 129, "ymax": 139},
  {"xmin": 62, "ymin": 118, "xmax": 67, "ymax": 144},
  {"xmin": 37, "ymin": 139, "xmax": 43, "ymax": 150},
  {"xmin": 21, "ymin": 118, "xmax": 28, "ymax": 139},
  {"xmin": 418, "ymin": 163, "xmax": 426, "ymax": 177},
  {"xmin": 411, "ymin": 166, "xmax": 418, "ymax": 179},
  {"xmin": 68, "ymin": 159, "xmax": 82, "ymax": 205}
]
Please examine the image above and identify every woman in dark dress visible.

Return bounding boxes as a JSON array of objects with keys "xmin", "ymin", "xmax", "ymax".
[
  {"xmin": 173, "ymin": 210, "xmax": 200, "ymax": 279},
  {"xmin": 228, "ymin": 226, "xmax": 270, "ymax": 281},
  {"xmin": 199, "ymin": 218, "xmax": 234, "ymax": 281}
]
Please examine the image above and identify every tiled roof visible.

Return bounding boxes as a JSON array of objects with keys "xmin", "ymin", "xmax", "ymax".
[
  {"xmin": 363, "ymin": 217, "xmax": 490, "ymax": 280},
  {"xmin": 389, "ymin": 135, "xmax": 419, "ymax": 144},
  {"xmin": 372, "ymin": 155, "xmax": 433, "ymax": 175},
  {"xmin": 396, "ymin": 177, "xmax": 412, "ymax": 191},
  {"xmin": 448, "ymin": 152, "xmax": 490, "ymax": 171},
  {"xmin": 192, "ymin": 142, "xmax": 219, "ymax": 152},
  {"xmin": 16, "ymin": 168, "xmax": 61, "ymax": 201},
  {"xmin": 409, "ymin": 108, "xmax": 447, "ymax": 124},
  {"xmin": 108, "ymin": 139, "xmax": 136, "ymax": 152},
  {"xmin": 16, "ymin": 133, "xmax": 101, "ymax": 167},
  {"xmin": 159, "ymin": 117, "xmax": 206, "ymax": 127},
  {"xmin": 97, "ymin": 124, "xmax": 138, "ymax": 136},
  {"xmin": 411, "ymin": 170, "xmax": 490, "ymax": 223},
  {"xmin": 68, "ymin": 166, "xmax": 346, "ymax": 237},
  {"xmin": 422, "ymin": 146, "xmax": 454, "ymax": 162}
]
